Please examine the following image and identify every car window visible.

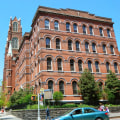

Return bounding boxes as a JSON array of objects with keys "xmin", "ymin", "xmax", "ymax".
[
  {"xmin": 84, "ymin": 108, "xmax": 95, "ymax": 113},
  {"xmin": 72, "ymin": 109, "xmax": 82, "ymax": 115}
]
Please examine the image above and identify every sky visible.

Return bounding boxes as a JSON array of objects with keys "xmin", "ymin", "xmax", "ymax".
[{"xmin": 0, "ymin": 0, "xmax": 120, "ymax": 85}]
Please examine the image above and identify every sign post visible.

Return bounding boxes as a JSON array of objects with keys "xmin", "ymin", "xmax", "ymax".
[{"xmin": 38, "ymin": 93, "xmax": 41, "ymax": 120}]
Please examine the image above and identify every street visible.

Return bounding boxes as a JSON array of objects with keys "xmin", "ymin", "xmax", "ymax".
[
  {"xmin": 0, "ymin": 111, "xmax": 120, "ymax": 120},
  {"xmin": 0, "ymin": 112, "xmax": 22, "ymax": 120}
]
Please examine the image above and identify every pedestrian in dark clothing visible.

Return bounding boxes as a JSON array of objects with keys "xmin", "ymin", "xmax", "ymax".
[{"xmin": 46, "ymin": 106, "xmax": 51, "ymax": 120}]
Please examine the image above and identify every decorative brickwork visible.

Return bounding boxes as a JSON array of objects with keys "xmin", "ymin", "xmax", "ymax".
[{"xmin": 3, "ymin": 6, "xmax": 120, "ymax": 102}]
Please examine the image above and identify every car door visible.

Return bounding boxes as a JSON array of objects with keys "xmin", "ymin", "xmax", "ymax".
[
  {"xmin": 71, "ymin": 108, "xmax": 83, "ymax": 120},
  {"xmin": 82, "ymin": 108, "xmax": 96, "ymax": 120}
]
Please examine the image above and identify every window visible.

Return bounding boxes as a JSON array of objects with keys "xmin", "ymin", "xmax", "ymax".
[
  {"xmin": 82, "ymin": 25, "xmax": 86, "ymax": 34},
  {"xmin": 78, "ymin": 60, "xmax": 82, "ymax": 72},
  {"xmin": 54, "ymin": 21, "xmax": 59, "ymax": 30},
  {"xmin": 95, "ymin": 61, "xmax": 99, "ymax": 72},
  {"xmin": 99, "ymin": 28, "xmax": 103, "ymax": 36},
  {"xmin": 47, "ymin": 58, "xmax": 52, "ymax": 70},
  {"xmin": 59, "ymin": 81, "xmax": 64, "ymax": 94},
  {"xmin": 110, "ymin": 45, "xmax": 114, "ymax": 54},
  {"xmin": 92, "ymin": 43, "xmax": 96, "ymax": 53},
  {"xmin": 106, "ymin": 62, "xmax": 110, "ymax": 73},
  {"xmin": 114, "ymin": 62, "xmax": 118, "ymax": 73},
  {"xmin": 45, "ymin": 19, "xmax": 49, "ymax": 29},
  {"xmin": 85, "ymin": 42, "xmax": 89, "ymax": 53},
  {"xmin": 102, "ymin": 44, "xmax": 107, "ymax": 54},
  {"xmin": 68, "ymin": 40, "xmax": 72, "ymax": 50},
  {"xmin": 46, "ymin": 37, "xmax": 50, "ymax": 48},
  {"xmin": 38, "ymin": 60, "xmax": 40, "ymax": 72},
  {"xmin": 107, "ymin": 29, "xmax": 111, "ymax": 38},
  {"xmin": 66, "ymin": 22, "xmax": 70, "ymax": 32},
  {"xmin": 98, "ymin": 82, "xmax": 103, "ymax": 92},
  {"xmin": 73, "ymin": 109, "xmax": 82, "ymax": 115},
  {"xmin": 48, "ymin": 80, "xmax": 53, "ymax": 90},
  {"xmin": 12, "ymin": 37, "xmax": 18, "ymax": 49},
  {"xmin": 13, "ymin": 22, "xmax": 18, "ymax": 32},
  {"xmin": 89, "ymin": 26, "xmax": 93, "ymax": 35},
  {"xmin": 72, "ymin": 81, "xmax": 78, "ymax": 95},
  {"xmin": 57, "ymin": 58, "xmax": 62, "ymax": 71},
  {"xmin": 76, "ymin": 41, "xmax": 80, "ymax": 51},
  {"xmin": 70, "ymin": 59, "xmax": 74, "ymax": 71},
  {"xmin": 84, "ymin": 108, "xmax": 95, "ymax": 113},
  {"xmin": 56, "ymin": 38, "xmax": 60, "ymax": 49},
  {"xmin": 88, "ymin": 61, "xmax": 92, "ymax": 72},
  {"xmin": 73, "ymin": 23, "xmax": 77, "ymax": 32}
]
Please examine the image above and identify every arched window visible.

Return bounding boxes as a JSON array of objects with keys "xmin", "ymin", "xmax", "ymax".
[
  {"xmin": 54, "ymin": 21, "xmax": 59, "ymax": 30},
  {"xmin": 98, "ymin": 82, "xmax": 103, "ymax": 92},
  {"xmin": 106, "ymin": 62, "xmax": 110, "ymax": 73},
  {"xmin": 88, "ymin": 61, "xmax": 92, "ymax": 72},
  {"xmin": 92, "ymin": 43, "xmax": 96, "ymax": 53},
  {"xmin": 46, "ymin": 37, "xmax": 50, "ymax": 48},
  {"xmin": 48, "ymin": 80, "xmax": 53, "ymax": 90},
  {"xmin": 45, "ymin": 19, "xmax": 49, "ymax": 29},
  {"xmin": 73, "ymin": 23, "xmax": 77, "ymax": 32},
  {"xmin": 110, "ymin": 45, "xmax": 114, "ymax": 54},
  {"xmin": 78, "ymin": 60, "xmax": 82, "ymax": 72},
  {"xmin": 38, "ymin": 59, "xmax": 40, "ymax": 72},
  {"xmin": 107, "ymin": 29, "xmax": 111, "ymax": 38},
  {"xmin": 57, "ymin": 58, "xmax": 62, "ymax": 71},
  {"xmin": 13, "ymin": 22, "xmax": 18, "ymax": 32},
  {"xmin": 114, "ymin": 62, "xmax": 118, "ymax": 73},
  {"xmin": 56, "ymin": 38, "xmax": 60, "ymax": 49},
  {"xmin": 47, "ymin": 57, "xmax": 52, "ymax": 70},
  {"xmin": 102, "ymin": 44, "xmax": 107, "ymax": 54},
  {"xmin": 82, "ymin": 25, "xmax": 86, "ymax": 34},
  {"xmin": 72, "ymin": 81, "xmax": 77, "ymax": 95},
  {"xmin": 85, "ymin": 42, "xmax": 89, "ymax": 53},
  {"xmin": 59, "ymin": 81, "xmax": 64, "ymax": 94},
  {"xmin": 89, "ymin": 26, "xmax": 93, "ymax": 35},
  {"xmin": 76, "ymin": 41, "xmax": 80, "ymax": 51},
  {"xmin": 68, "ymin": 40, "xmax": 72, "ymax": 50},
  {"xmin": 12, "ymin": 37, "xmax": 18, "ymax": 49},
  {"xmin": 99, "ymin": 28, "xmax": 103, "ymax": 36},
  {"xmin": 70, "ymin": 59, "xmax": 74, "ymax": 71},
  {"xmin": 66, "ymin": 22, "xmax": 70, "ymax": 32},
  {"xmin": 95, "ymin": 61, "xmax": 99, "ymax": 72}
]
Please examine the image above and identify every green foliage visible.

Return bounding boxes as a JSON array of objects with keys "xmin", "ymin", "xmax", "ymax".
[
  {"xmin": 78, "ymin": 69, "xmax": 100, "ymax": 105},
  {"xmin": 8, "ymin": 88, "xmax": 34, "ymax": 109},
  {"xmin": 53, "ymin": 91, "xmax": 63, "ymax": 105},
  {"xmin": 105, "ymin": 70, "xmax": 120, "ymax": 104}
]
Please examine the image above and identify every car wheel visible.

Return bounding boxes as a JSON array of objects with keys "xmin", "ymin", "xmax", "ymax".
[{"xmin": 96, "ymin": 118, "xmax": 103, "ymax": 120}]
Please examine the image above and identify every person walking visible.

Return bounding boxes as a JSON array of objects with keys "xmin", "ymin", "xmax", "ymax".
[{"xmin": 46, "ymin": 106, "xmax": 51, "ymax": 120}]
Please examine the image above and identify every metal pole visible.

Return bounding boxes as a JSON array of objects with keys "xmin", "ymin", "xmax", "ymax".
[{"xmin": 38, "ymin": 93, "xmax": 41, "ymax": 120}]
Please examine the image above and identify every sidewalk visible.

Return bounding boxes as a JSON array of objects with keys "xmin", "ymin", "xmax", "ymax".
[{"xmin": 109, "ymin": 112, "xmax": 120, "ymax": 118}]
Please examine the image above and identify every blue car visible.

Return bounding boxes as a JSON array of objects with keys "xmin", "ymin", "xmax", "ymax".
[{"xmin": 52, "ymin": 107, "xmax": 109, "ymax": 120}]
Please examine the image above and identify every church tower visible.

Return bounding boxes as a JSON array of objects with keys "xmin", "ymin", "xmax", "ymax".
[{"xmin": 3, "ymin": 17, "xmax": 22, "ymax": 100}]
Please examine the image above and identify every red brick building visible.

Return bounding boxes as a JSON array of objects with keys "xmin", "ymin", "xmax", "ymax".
[{"xmin": 3, "ymin": 6, "xmax": 120, "ymax": 103}]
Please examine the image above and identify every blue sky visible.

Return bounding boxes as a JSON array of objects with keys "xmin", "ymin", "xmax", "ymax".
[{"xmin": 0, "ymin": 0, "xmax": 120, "ymax": 85}]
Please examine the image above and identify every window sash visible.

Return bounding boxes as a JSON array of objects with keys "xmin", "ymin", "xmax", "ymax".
[
  {"xmin": 66, "ymin": 23, "xmax": 70, "ymax": 31},
  {"xmin": 89, "ymin": 26, "xmax": 93, "ymax": 35},
  {"xmin": 73, "ymin": 24, "xmax": 77, "ymax": 32},
  {"xmin": 76, "ymin": 42, "xmax": 80, "ymax": 51},
  {"xmin": 99, "ymin": 28, "xmax": 103, "ymax": 36},
  {"xmin": 68, "ymin": 41, "xmax": 72, "ymax": 50}
]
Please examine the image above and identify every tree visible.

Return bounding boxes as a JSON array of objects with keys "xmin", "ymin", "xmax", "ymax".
[
  {"xmin": 105, "ymin": 70, "xmax": 120, "ymax": 104},
  {"xmin": 78, "ymin": 69, "xmax": 100, "ymax": 105},
  {"xmin": 8, "ymin": 88, "xmax": 34, "ymax": 109},
  {"xmin": 53, "ymin": 91, "xmax": 63, "ymax": 105}
]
